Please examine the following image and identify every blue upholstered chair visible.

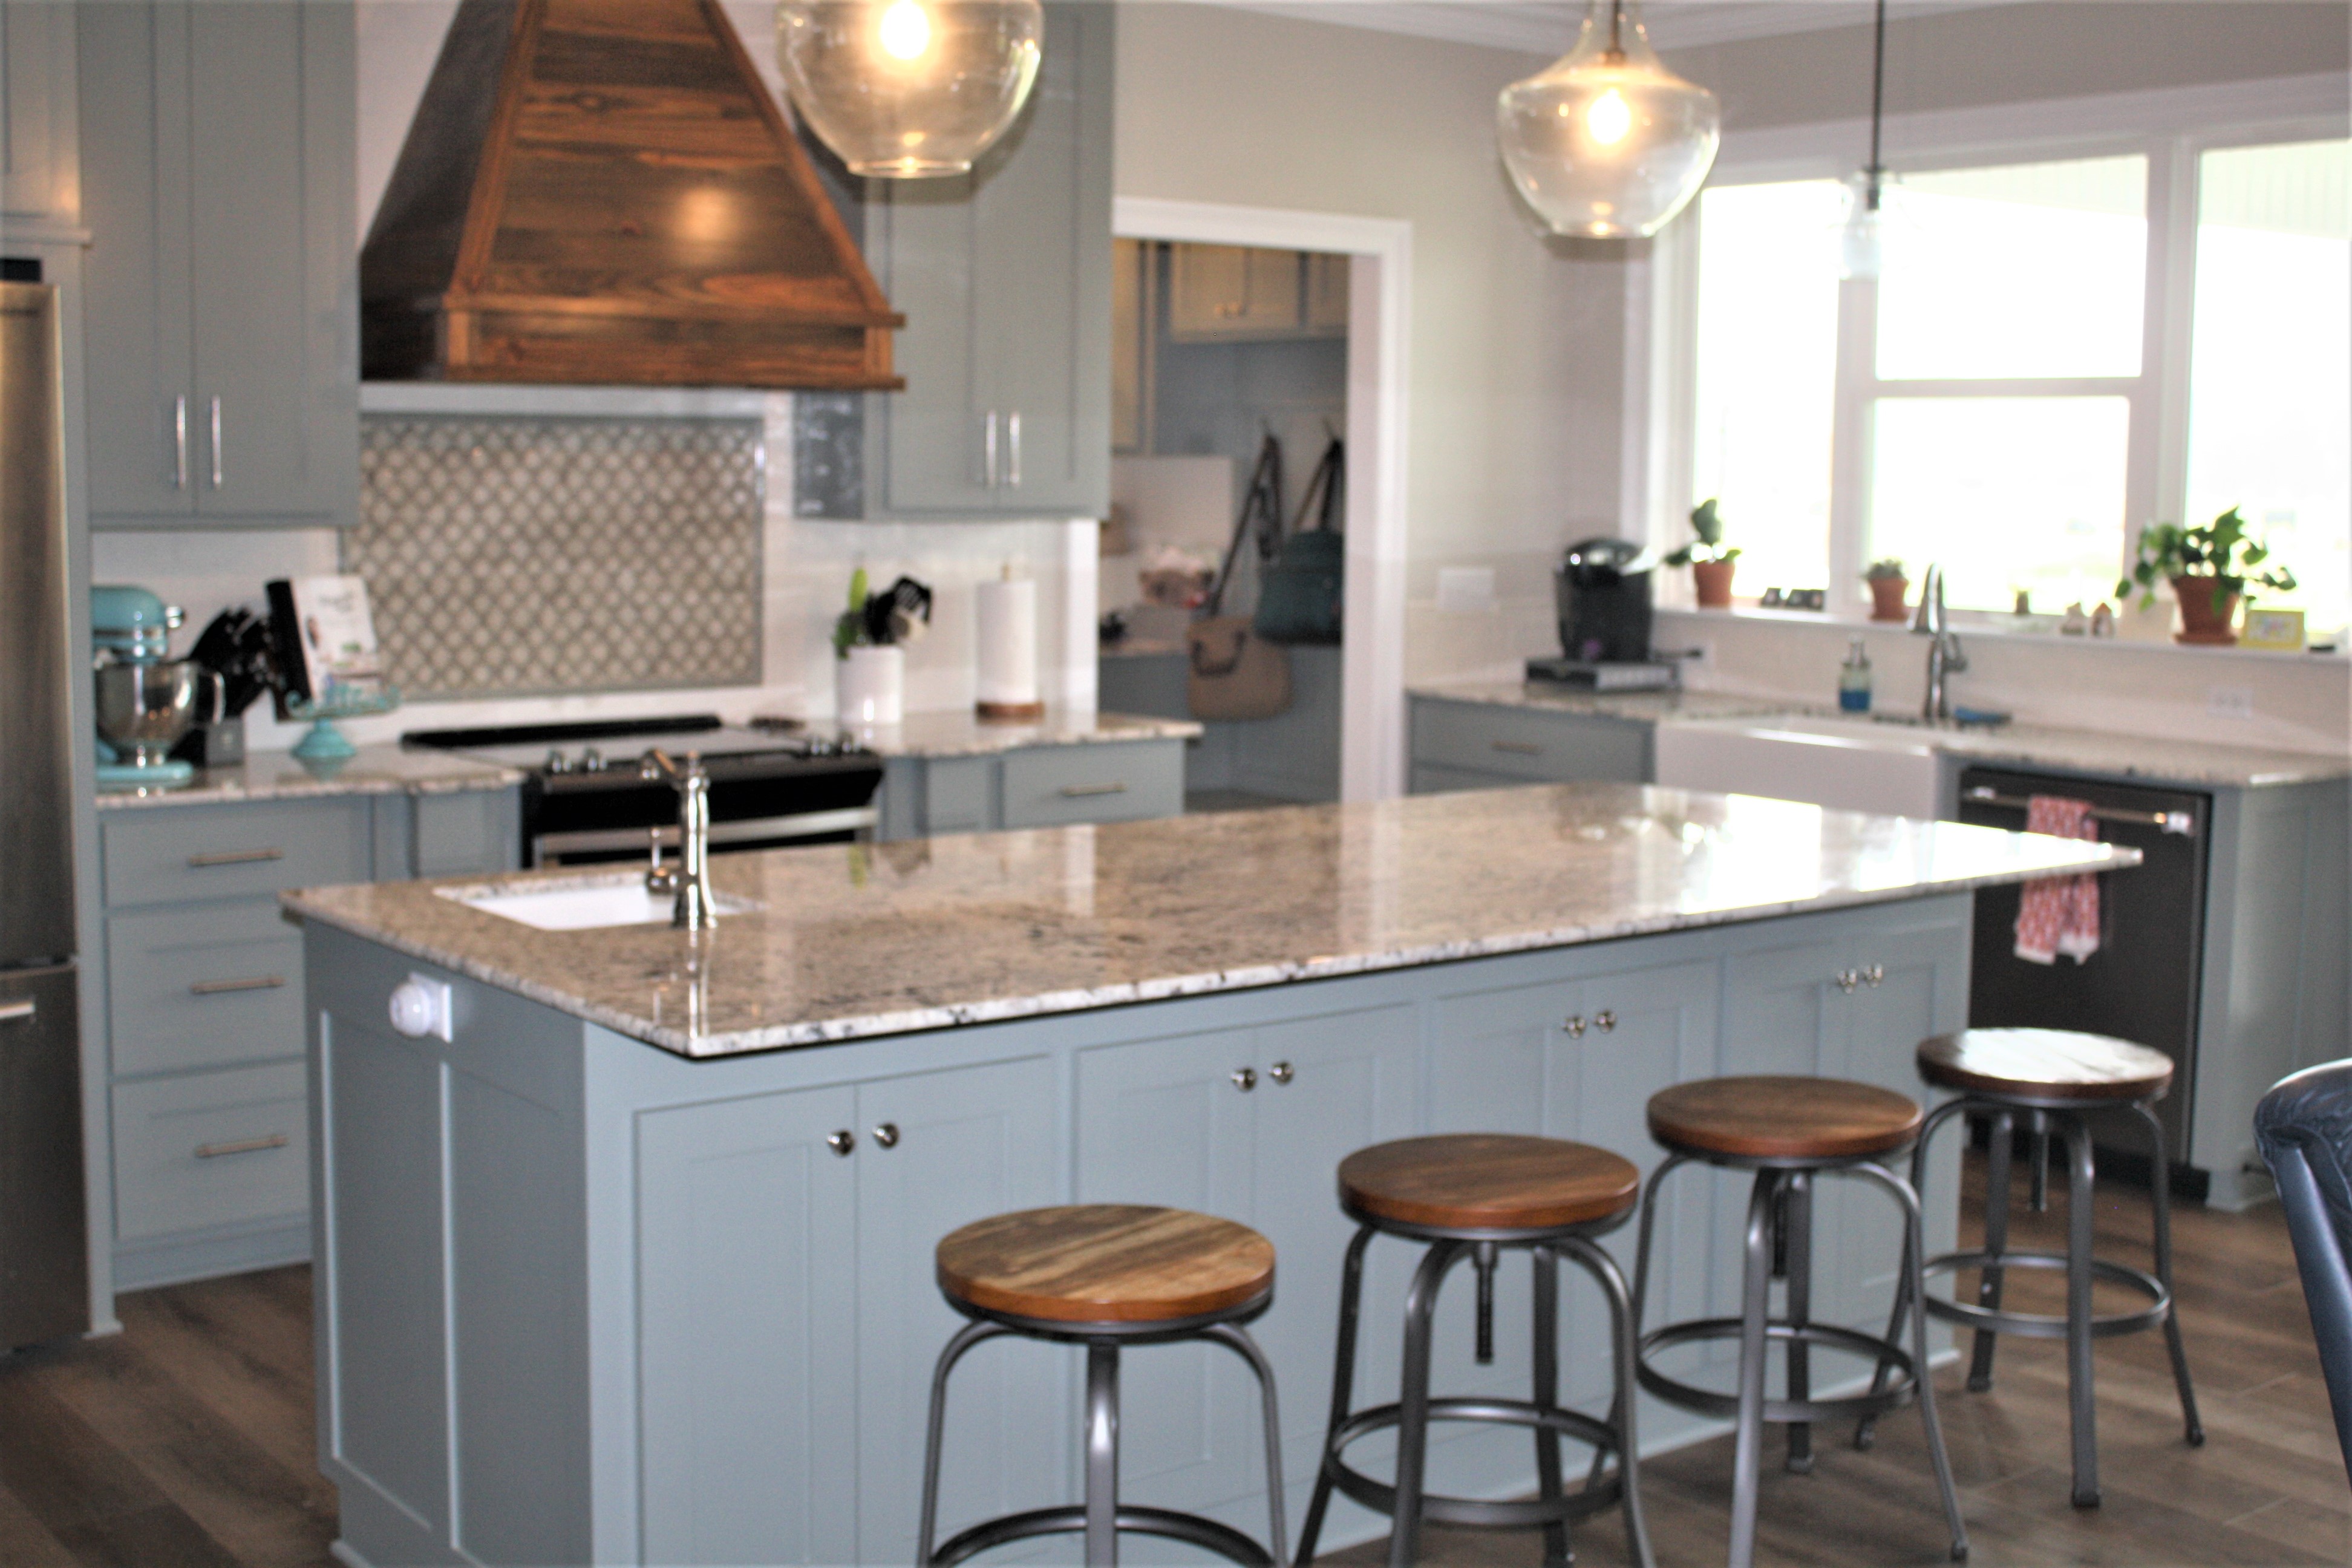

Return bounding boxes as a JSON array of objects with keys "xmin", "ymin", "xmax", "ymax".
[{"xmin": 2253, "ymin": 1059, "xmax": 2352, "ymax": 1486}]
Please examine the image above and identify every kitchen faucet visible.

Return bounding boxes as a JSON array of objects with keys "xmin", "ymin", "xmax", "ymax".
[
  {"xmin": 640, "ymin": 748, "xmax": 717, "ymax": 930},
  {"xmin": 1910, "ymin": 563, "xmax": 1968, "ymax": 723}
]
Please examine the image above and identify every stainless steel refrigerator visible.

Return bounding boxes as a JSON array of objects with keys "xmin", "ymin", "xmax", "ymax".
[{"xmin": 0, "ymin": 280, "xmax": 91, "ymax": 1348}]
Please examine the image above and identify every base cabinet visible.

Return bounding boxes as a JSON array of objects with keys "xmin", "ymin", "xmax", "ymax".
[
  {"xmin": 307, "ymin": 893, "xmax": 1970, "ymax": 1567},
  {"xmin": 1408, "ymin": 696, "xmax": 1652, "ymax": 794},
  {"xmin": 880, "ymin": 738, "xmax": 1186, "ymax": 841}
]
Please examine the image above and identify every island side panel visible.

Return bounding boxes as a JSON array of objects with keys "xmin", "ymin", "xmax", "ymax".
[{"xmin": 307, "ymin": 890, "xmax": 1971, "ymax": 1567}]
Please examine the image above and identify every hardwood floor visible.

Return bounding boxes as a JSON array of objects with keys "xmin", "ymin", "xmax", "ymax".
[{"xmin": 0, "ymin": 1156, "xmax": 2339, "ymax": 1567}]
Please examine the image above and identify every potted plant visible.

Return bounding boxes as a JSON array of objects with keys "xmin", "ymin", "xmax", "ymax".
[
  {"xmin": 833, "ymin": 567, "xmax": 932, "ymax": 724},
  {"xmin": 1665, "ymin": 498, "xmax": 1741, "ymax": 608},
  {"xmin": 2117, "ymin": 508, "xmax": 2296, "ymax": 647},
  {"xmin": 1864, "ymin": 558, "xmax": 1909, "ymax": 622}
]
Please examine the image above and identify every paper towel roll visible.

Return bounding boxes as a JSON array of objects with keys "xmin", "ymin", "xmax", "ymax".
[{"xmin": 975, "ymin": 577, "xmax": 1042, "ymax": 720}]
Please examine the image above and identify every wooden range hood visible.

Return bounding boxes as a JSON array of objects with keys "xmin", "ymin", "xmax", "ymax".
[{"xmin": 362, "ymin": 0, "xmax": 903, "ymax": 389}]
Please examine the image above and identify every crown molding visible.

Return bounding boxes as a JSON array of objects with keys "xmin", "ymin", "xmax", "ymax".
[{"xmin": 1186, "ymin": 1, "xmax": 2011, "ymax": 59}]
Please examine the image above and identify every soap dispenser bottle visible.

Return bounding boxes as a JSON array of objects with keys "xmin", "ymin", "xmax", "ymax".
[{"xmin": 1838, "ymin": 636, "xmax": 1873, "ymax": 713}]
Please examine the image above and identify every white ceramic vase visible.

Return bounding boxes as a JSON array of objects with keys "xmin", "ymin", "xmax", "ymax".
[{"xmin": 836, "ymin": 644, "xmax": 904, "ymax": 725}]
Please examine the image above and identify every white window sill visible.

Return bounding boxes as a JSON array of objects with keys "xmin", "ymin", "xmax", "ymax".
[{"xmin": 1654, "ymin": 603, "xmax": 2348, "ymax": 661}]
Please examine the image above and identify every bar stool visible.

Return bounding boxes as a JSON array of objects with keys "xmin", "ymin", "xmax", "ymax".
[
  {"xmin": 1857, "ymin": 1029, "xmax": 2204, "ymax": 1509},
  {"xmin": 1632, "ymin": 1076, "xmax": 1968, "ymax": 1568},
  {"xmin": 918, "ymin": 1205, "xmax": 1287, "ymax": 1567},
  {"xmin": 1295, "ymin": 1134, "xmax": 1656, "ymax": 1568}
]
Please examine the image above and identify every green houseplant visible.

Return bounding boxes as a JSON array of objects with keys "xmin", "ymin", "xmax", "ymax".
[
  {"xmin": 1665, "ymin": 498, "xmax": 1741, "ymax": 607},
  {"xmin": 1864, "ymin": 557, "xmax": 1908, "ymax": 622},
  {"xmin": 2117, "ymin": 508, "xmax": 2296, "ymax": 647}
]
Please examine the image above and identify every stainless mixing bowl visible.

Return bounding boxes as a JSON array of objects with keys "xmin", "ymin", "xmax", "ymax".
[{"xmin": 94, "ymin": 659, "xmax": 214, "ymax": 768}]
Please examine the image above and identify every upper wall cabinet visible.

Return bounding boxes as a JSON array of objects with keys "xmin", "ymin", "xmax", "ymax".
[
  {"xmin": 855, "ymin": 1, "xmax": 1111, "ymax": 518},
  {"xmin": 79, "ymin": 0, "xmax": 357, "ymax": 529},
  {"xmin": 1166, "ymin": 244, "xmax": 1348, "ymax": 343},
  {"xmin": 2, "ymin": 0, "xmax": 82, "ymax": 232}
]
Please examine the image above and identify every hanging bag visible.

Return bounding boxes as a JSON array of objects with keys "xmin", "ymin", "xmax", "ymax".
[
  {"xmin": 1253, "ymin": 434, "xmax": 1345, "ymax": 645},
  {"xmin": 1187, "ymin": 434, "xmax": 1293, "ymax": 722}
]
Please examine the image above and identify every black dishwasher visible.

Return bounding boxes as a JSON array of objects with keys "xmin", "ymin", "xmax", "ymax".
[{"xmin": 1958, "ymin": 766, "xmax": 2212, "ymax": 1194}]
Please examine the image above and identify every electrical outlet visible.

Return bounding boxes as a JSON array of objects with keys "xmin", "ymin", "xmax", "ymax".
[{"xmin": 2207, "ymin": 685, "xmax": 2255, "ymax": 721}]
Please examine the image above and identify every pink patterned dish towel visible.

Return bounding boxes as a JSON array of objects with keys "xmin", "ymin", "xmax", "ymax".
[{"xmin": 2014, "ymin": 795, "xmax": 2102, "ymax": 965}]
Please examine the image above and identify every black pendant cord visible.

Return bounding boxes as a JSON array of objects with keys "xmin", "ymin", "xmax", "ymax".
[{"xmin": 1865, "ymin": 0, "xmax": 1887, "ymax": 211}]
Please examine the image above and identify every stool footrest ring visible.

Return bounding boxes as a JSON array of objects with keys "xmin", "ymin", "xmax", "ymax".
[
  {"xmin": 1921, "ymin": 1250, "xmax": 2172, "ymax": 1339},
  {"xmin": 930, "ymin": 1503, "xmax": 1273, "ymax": 1567},
  {"xmin": 1322, "ymin": 1397, "xmax": 1627, "ymax": 1530},
  {"xmin": 1638, "ymin": 1318, "xmax": 1920, "ymax": 1423}
]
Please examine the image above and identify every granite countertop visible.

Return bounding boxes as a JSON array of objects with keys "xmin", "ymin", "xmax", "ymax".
[
  {"xmin": 815, "ymin": 708, "xmax": 1202, "ymax": 758},
  {"xmin": 1409, "ymin": 681, "xmax": 2351, "ymax": 789},
  {"xmin": 283, "ymin": 783, "xmax": 2134, "ymax": 1060},
  {"xmin": 96, "ymin": 743, "xmax": 521, "ymax": 810}
]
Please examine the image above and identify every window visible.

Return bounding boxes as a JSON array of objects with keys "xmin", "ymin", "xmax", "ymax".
[{"xmin": 1679, "ymin": 131, "xmax": 2352, "ymax": 638}]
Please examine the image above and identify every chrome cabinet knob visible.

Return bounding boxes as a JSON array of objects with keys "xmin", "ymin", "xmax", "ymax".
[
  {"xmin": 872, "ymin": 1122, "xmax": 900, "ymax": 1149},
  {"xmin": 1835, "ymin": 970, "xmax": 1860, "ymax": 994},
  {"xmin": 1863, "ymin": 964, "xmax": 1885, "ymax": 987},
  {"xmin": 1232, "ymin": 1067, "xmax": 1257, "ymax": 1091},
  {"xmin": 826, "ymin": 1129, "xmax": 855, "ymax": 1157},
  {"xmin": 1269, "ymin": 1062, "xmax": 1294, "ymax": 1085},
  {"xmin": 1593, "ymin": 1010, "xmax": 1616, "ymax": 1033},
  {"xmin": 1563, "ymin": 1015, "xmax": 1587, "ymax": 1037}
]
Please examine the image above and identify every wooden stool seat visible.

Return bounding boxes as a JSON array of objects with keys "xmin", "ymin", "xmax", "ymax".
[
  {"xmin": 1917, "ymin": 1028, "xmax": 2172, "ymax": 1103},
  {"xmin": 1338, "ymin": 1134, "xmax": 1639, "ymax": 1233},
  {"xmin": 936, "ymin": 1204, "xmax": 1273, "ymax": 1326},
  {"xmin": 1648, "ymin": 1075, "xmax": 1923, "ymax": 1162}
]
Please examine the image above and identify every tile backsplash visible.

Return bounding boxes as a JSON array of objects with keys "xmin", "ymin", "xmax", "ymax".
[{"xmin": 348, "ymin": 416, "xmax": 764, "ymax": 697}]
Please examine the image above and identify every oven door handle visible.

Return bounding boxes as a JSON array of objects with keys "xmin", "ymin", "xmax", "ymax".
[{"xmin": 532, "ymin": 806, "xmax": 879, "ymax": 865}]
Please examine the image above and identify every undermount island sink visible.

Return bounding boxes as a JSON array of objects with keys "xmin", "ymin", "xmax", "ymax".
[
  {"xmin": 1654, "ymin": 712, "xmax": 1944, "ymax": 819},
  {"xmin": 440, "ymin": 874, "xmax": 759, "ymax": 932}
]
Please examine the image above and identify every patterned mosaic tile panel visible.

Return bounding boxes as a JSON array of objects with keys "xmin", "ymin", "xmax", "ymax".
[{"xmin": 352, "ymin": 417, "xmax": 763, "ymax": 697}]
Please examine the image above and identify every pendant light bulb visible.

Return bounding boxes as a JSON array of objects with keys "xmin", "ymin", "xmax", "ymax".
[
  {"xmin": 777, "ymin": 0, "xmax": 1043, "ymax": 179},
  {"xmin": 1840, "ymin": 178, "xmax": 1885, "ymax": 281},
  {"xmin": 1497, "ymin": 0, "xmax": 1719, "ymax": 238}
]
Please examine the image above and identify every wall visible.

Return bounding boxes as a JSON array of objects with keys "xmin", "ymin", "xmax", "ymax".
[{"xmin": 1111, "ymin": 3, "xmax": 1631, "ymax": 688}]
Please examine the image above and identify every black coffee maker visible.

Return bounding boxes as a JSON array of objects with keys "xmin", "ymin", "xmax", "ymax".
[{"xmin": 1526, "ymin": 537, "xmax": 1676, "ymax": 690}]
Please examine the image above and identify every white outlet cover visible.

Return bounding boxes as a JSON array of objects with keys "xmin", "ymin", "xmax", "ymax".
[
  {"xmin": 1435, "ymin": 567, "xmax": 1498, "ymax": 614},
  {"xmin": 2207, "ymin": 686, "xmax": 2255, "ymax": 720}
]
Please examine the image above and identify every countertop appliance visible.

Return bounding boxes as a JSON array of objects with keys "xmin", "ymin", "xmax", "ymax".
[
  {"xmin": 1529, "ymin": 537, "xmax": 1674, "ymax": 691},
  {"xmin": 91, "ymin": 584, "xmax": 214, "ymax": 790},
  {"xmin": 0, "ymin": 281, "xmax": 92, "ymax": 1348},
  {"xmin": 1959, "ymin": 765, "xmax": 2210, "ymax": 1193},
  {"xmin": 407, "ymin": 715, "xmax": 886, "ymax": 867}
]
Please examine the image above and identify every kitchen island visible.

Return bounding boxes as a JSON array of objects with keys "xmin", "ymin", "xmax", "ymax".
[{"xmin": 284, "ymin": 786, "xmax": 2131, "ymax": 1567}]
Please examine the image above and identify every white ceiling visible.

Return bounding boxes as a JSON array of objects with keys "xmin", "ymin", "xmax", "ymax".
[{"xmin": 1197, "ymin": 1, "xmax": 2013, "ymax": 56}]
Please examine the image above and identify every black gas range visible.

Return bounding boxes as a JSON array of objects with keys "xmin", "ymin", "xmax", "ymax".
[{"xmin": 405, "ymin": 714, "xmax": 884, "ymax": 868}]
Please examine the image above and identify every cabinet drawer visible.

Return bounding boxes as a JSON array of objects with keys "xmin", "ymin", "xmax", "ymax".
[
  {"xmin": 113, "ymin": 1061, "xmax": 309, "ymax": 1242},
  {"xmin": 102, "ymin": 798, "xmax": 371, "ymax": 908},
  {"xmin": 1410, "ymin": 702, "xmax": 1648, "ymax": 783},
  {"xmin": 106, "ymin": 900, "xmax": 304, "ymax": 1077},
  {"xmin": 1002, "ymin": 743, "xmax": 1181, "ymax": 829}
]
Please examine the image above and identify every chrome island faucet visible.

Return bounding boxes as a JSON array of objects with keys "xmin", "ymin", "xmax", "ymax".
[
  {"xmin": 641, "ymin": 748, "xmax": 717, "ymax": 930},
  {"xmin": 1910, "ymin": 563, "xmax": 1969, "ymax": 724}
]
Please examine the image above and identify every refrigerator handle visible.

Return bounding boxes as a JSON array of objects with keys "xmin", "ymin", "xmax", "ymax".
[{"xmin": 0, "ymin": 998, "xmax": 35, "ymax": 1023}]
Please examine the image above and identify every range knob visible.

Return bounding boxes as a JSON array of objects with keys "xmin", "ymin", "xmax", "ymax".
[
  {"xmin": 581, "ymin": 747, "xmax": 604, "ymax": 772},
  {"xmin": 545, "ymin": 748, "xmax": 575, "ymax": 774}
]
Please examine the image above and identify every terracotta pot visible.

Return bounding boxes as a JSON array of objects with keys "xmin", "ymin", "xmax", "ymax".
[
  {"xmin": 2171, "ymin": 575, "xmax": 2240, "ymax": 645},
  {"xmin": 1867, "ymin": 576, "xmax": 1910, "ymax": 622},
  {"xmin": 1691, "ymin": 558, "xmax": 1736, "ymax": 609}
]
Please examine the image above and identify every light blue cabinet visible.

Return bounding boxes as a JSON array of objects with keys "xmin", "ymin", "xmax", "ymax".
[
  {"xmin": 880, "ymin": 737, "xmax": 1186, "ymax": 841},
  {"xmin": 77, "ymin": 0, "xmax": 357, "ymax": 528},
  {"xmin": 1408, "ymin": 694, "xmax": 1652, "ymax": 795},
  {"xmin": 1, "ymin": 0, "xmax": 80, "ymax": 230}
]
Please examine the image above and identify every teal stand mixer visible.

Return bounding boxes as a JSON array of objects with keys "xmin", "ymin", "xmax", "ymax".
[{"xmin": 92, "ymin": 584, "xmax": 217, "ymax": 791}]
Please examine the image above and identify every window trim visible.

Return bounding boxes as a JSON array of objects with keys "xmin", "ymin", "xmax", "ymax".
[{"xmin": 1638, "ymin": 73, "xmax": 2350, "ymax": 622}]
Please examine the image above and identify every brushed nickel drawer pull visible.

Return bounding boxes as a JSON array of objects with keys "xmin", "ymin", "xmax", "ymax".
[
  {"xmin": 189, "ymin": 975, "xmax": 286, "ymax": 996},
  {"xmin": 186, "ymin": 847, "xmax": 283, "ymax": 867},
  {"xmin": 0, "ymin": 999, "xmax": 36, "ymax": 1024},
  {"xmin": 1059, "ymin": 782, "xmax": 1128, "ymax": 798},
  {"xmin": 1492, "ymin": 740, "xmax": 1544, "ymax": 756},
  {"xmin": 174, "ymin": 394, "xmax": 189, "ymax": 490},
  {"xmin": 195, "ymin": 1133, "xmax": 288, "ymax": 1160},
  {"xmin": 209, "ymin": 396, "xmax": 223, "ymax": 489}
]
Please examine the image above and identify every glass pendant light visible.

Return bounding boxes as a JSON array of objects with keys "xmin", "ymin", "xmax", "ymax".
[
  {"xmin": 1838, "ymin": 0, "xmax": 1892, "ymax": 279},
  {"xmin": 1496, "ymin": 0, "xmax": 1720, "ymax": 238},
  {"xmin": 776, "ymin": 0, "xmax": 1043, "ymax": 179}
]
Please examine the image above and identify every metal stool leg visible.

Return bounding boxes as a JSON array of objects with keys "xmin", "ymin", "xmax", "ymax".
[
  {"xmin": 1858, "ymin": 1099, "xmax": 1969, "ymax": 1451},
  {"xmin": 2133, "ymin": 1103, "xmax": 2206, "ymax": 1448},
  {"xmin": 2059, "ymin": 1114, "xmax": 2100, "ymax": 1509},
  {"xmin": 1531, "ymin": 1245, "xmax": 1570, "ymax": 1568},
  {"xmin": 1783, "ymin": 1172, "xmax": 1815, "ymax": 1474},
  {"xmin": 1726, "ymin": 1168, "xmax": 1779, "ymax": 1568},
  {"xmin": 1854, "ymin": 1160, "xmax": 1970, "ymax": 1561},
  {"xmin": 919, "ymin": 1319, "xmax": 1019, "ymax": 1566},
  {"xmin": 1560, "ymin": 1234, "xmax": 1658, "ymax": 1568},
  {"xmin": 1203, "ymin": 1323, "xmax": 1290, "ymax": 1566},
  {"xmin": 1086, "ymin": 1342, "xmax": 1122, "ymax": 1565},
  {"xmin": 1296, "ymin": 1223, "xmax": 1374, "ymax": 1566},
  {"xmin": 1388, "ymin": 1240, "xmax": 1465, "ymax": 1568},
  {"xmin": 1970, "ymin": 1109, "xmax": 2016, "ymax": 1392}
]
